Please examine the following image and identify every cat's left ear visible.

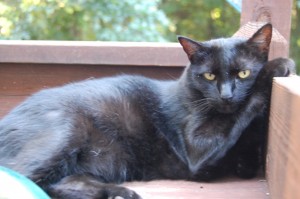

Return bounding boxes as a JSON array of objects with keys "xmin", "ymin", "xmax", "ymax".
[
  {"xmin": 178, "ymin": 36, "xmax": 204, "ymax": 60},
  {"xmin": 247, "ymin": 23, "xmax": 272, "ymax": 53}
]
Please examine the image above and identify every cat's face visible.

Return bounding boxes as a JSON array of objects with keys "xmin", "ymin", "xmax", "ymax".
[{"xmin": 178, "ymin": 24, "xmax": 272, "ymax": 113}]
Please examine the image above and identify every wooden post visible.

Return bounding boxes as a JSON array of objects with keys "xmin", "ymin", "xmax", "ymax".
[
  {"xmin": 234, "ymin": 0, "xmax": 293, "ymax": 59},
  {"xmin": 236, "ymin": 1, "xmax": 295, "ymax": 199},
  {"xmin": 268, "ymin": 77, "xmax": 300, "ymax": 199}
]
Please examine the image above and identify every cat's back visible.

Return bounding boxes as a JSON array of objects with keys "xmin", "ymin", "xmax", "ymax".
[
  {"xmin": 0, "ymin": 75, "xmax": 170, "ymax": 175},
  {"xmin": 1, "ymin": 75, "xmax": 159, "ymax": 119},
  {"xmin": 0, "ymin": 75, "xmax": 168, "ymax": 135}
]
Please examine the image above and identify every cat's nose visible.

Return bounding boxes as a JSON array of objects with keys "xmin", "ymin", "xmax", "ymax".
[
  {"xmin": 220, "ymin": 94, "xmax": 233, "ymax": 101},
  {"xmin": 219, "ymin": 84, "xmax": 233, "ymax": 100}
]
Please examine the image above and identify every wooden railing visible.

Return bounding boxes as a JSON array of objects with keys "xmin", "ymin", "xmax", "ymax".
[{"xmin": 0, "ymin": 41, "xmax": 188, "ymax": 117}]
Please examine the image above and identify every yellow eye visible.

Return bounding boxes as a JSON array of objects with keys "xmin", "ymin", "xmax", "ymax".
[
  {"xmin": 238, "ymin": 70, "xmax": 251, "ymax": 79},
  {"xmin": 203, "ymin": 73, "xmax": 216, "ymax": 81}
]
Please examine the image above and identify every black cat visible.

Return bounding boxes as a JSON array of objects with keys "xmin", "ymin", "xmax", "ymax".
[{"xmin": 0, "ymin": 24, "xmax": 294, "ymax": 199}]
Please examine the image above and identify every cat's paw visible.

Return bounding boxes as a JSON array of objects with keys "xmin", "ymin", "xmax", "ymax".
[
  {"xmin": 253, "ymin": 58, "xmax": 295, "ymax": 98},
  {"xmin": 98, "ymin": 185, "xmax": 142, "ymax": 199},
  {"xmin": 260, "ymin": 58, "xmax": 295, "ymax": 81},
  {"xmin": 267, "ymin": 58, "xmax": 295, "ymax": 77}
]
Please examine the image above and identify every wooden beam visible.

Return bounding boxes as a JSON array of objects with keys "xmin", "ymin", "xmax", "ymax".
[
  {"xmin": 267, "ymin": 76, "xmax": 300, "ymax": 199},
  {"xmin": 0, "ymin": 41, "xmax": 188, "ymax": 67},
  {"xmin": 240, "ymin": 0, "xmax": 293, "ymax": 41},
  {"xmin": 237, "ymin": 1, "xmax": 295, "ymax": 198},
  {"xmin": 0, "ymin": 63, "xmax": 183, "ymax": 96},
  {"xmin": 0, "ymin": 63, "xmax": 183, "ymax": 118},
  {"xmin": 236, "ymin": 0, "xmax": 293, "ymax": 59}
]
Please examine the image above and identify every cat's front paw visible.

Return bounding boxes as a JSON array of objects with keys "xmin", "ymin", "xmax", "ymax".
[
  {"xmin": 253, "ymin": 58, "xmax": 295, "ymax": 97},
  {"xmin": 267, "ymin": 58, "xmax": 295, "ymax": 77},
  {"xmin": 259, "ymin": 58, "xmax": 295, "ymax": 83}
]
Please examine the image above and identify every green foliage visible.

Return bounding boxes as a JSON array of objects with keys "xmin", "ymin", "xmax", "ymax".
[
  {"xmin": 290, "ymin": 0, "xmax": 300, "ymax": 73},
  {"xmin": 0, "ymin": 0, "xmax": 298, "ymax": 73},
  {"xmin": 0, "ymin": 0, "xmax": 240, "ymax": 42},
  {"xmin": 0, "ymin": 0, "xmax": 170, "ymax": 41},
  {"xmin": 159, "ymin": 0, "xmax": 240, "ymax": 41}
]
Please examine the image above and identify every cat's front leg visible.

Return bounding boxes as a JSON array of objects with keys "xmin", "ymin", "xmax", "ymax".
[
  {"xmin": 234, "ymin": 58, "xmax": 295, "ymax": 178},
  {"xmin": 243, "ymin": 58, "xmax": 295, "ymax": 117}
]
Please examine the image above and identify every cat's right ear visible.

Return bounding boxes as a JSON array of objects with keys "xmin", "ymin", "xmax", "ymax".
[
  {"xmin": 247, "ymin": 24, "xmax": 272, "ymax": 54},
  {"xmin": 178, "ymin": 36, "xmax": 203, "ymax": 60}
]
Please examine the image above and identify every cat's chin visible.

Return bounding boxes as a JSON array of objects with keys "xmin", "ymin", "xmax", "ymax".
[{"xmin": 216, "ymin": 104, "xmax": 238, "ymax": 114}]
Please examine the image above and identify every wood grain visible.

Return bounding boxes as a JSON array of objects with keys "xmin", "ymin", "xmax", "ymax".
[
  {"xmin": 267, "ymin": 76, "xmax": 300, "ymax": 199},
  {"xmin": 124, "ymin": 177, "xmax": 269, "ymax": 199},
  {"xmin": 0, "ymin": 41, "xmax": 188, "ymax": 67},
  {"xmin": 239, "ymin": 0, "xmax": 293, "ymax": 58},
  {"xmin": 240, "ymin": 0, "xmax": 292, "ymax": 42},
  {"xmin": 0, "ymin": 96, "xmax": 27, "ymax": 118},
  {"xmin": 0, "ymin": 63, "xmax": 183, "ymax": 96}
]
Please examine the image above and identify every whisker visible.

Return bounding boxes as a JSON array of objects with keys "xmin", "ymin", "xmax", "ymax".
[{"xmin": 185, "ymin": 97, "xmax": 214, "ymax": 113}]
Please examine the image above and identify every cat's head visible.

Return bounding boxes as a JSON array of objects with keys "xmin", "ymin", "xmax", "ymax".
[{"xmin": 178, "ymin": 24, "xmax": 272, "ymax": 113}]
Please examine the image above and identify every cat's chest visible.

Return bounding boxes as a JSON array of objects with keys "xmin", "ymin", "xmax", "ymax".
[{"xmin": 185, "ymin": 112, "xmax": 235, "ymax": 136}]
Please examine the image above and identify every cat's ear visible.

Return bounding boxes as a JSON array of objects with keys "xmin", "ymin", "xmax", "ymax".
[
  {"xmin": 178, "ymin": 36, "xmax": 205, "ymax": 59},
  {"xmin": 247, "ymin": 23, "xmax": 272, "ymax": 53}
]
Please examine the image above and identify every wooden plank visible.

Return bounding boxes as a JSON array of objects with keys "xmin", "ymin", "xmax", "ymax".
[
  {"xmin": 238, "ymin": 0, "xmax": 293, "ymax": 58},
  {"xmin": 267, "ymin": 76, "xmax": 300, "ymax": 199},
  {"xmin": 123, "ymin": 177, "xmax": 269, "ymax": 199},
  {"xmin": 233, "ymin": 21, "xmax": 289, "ymax": 59},
  {"xmin": 238, "ymin": 0, "xmax": 295, "ymax": 198},
  {"xmin": 0, "ymin": 41, "xmax": 188, "ymax": 67},
  {"xmin": 240, "ymin": 0, "xmax": 293, "ymax": 41},
  {"xmin": 0, "ymin": 96, "xmax": 27, "ymax": 118},
  {"xmin": 0, "ymin": 63, "xmax": 183, "ymax": 96}
]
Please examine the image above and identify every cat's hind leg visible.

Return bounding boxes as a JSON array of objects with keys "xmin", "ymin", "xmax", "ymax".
[{"xmin": 47, "ymin": 174, "xmax": 142, "ymax": 199}]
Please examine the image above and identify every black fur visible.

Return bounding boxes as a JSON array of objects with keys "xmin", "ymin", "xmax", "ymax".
[{"xmin": 0, "ymin": 24, "xmax": 294, "ymax": 199}]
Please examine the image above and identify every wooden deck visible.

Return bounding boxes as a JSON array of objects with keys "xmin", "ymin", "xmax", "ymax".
[{"xmin": 124, "ymin": 177, "xmax": 269, "ymax": 199}]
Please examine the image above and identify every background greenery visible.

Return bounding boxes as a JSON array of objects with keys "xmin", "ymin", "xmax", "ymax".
[{"xmin": 0, "ymin": 0, "xmax": 298, "ymax": 73}]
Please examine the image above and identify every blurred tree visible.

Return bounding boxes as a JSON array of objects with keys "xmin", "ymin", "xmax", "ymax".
[
  {"xmin": 0, "ymin": 0, "xmax": 298, "ymax": 73},
  {"xmin": 159, "ymin": 0, "xmax": 240, "ymax": 41},
  {"xmin": 0, "ymin": 0, "xmax": 170, "ymax": 41},
  {"xmin": 290, "ymin": 0, "xmax": 300, "ymax": 73}
]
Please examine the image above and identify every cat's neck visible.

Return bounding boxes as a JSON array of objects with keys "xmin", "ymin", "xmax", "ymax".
[
  {"xmin": 154, "ymin": 72, "xmax": 207, "ymax": 167},
  {"xmin": 158, "ymin": 70, "xmax": 219, "ymax": 172}
]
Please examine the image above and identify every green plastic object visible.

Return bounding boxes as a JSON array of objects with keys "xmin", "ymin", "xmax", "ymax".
[{"xmin": 0, "ymin": 166, "xmax": 50, "ymax": 199}]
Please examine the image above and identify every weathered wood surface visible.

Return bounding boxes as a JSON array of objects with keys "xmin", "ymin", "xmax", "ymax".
[
  {"xmin": 267, "ymin": 76, "xmax": 300, "ymax": 199},
  {"xmin": 238, "ymin": 1, "xmax": 295, "ymax": 198},
  {"xmin": 238, "ymin": 0, "xmax": 293, "ymax": 59},
  {"xmin": 0, "ymin": 41, "xmax": 187, "ymax": 118},
  {"xmin": 124, "ymin": 177, "xmax": 269, "ymax": 199},
  {"xmin": 0, "ymin": 63, "xmax": 183, "ymax": 118},
  {"xmin": 0, "ymin": 41, "xmax": 188, "ymax": 67}
]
